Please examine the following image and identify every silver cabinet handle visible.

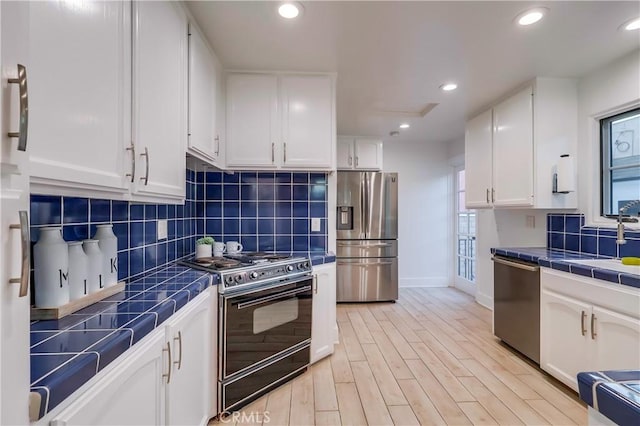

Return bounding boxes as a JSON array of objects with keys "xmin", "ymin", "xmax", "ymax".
[
  {"xmin": 581, "ymin": 310, "xmax": 586, "ymax": 336},
  {"xmin": 173, "ymin": 331, "xmax": 183, "ymax": 370},
  {"xmin": 162, "ymin": 341, "xmax": 172, "ymax": 383},
  {"xmin": 491, "ymin": 188, "xmax": 495, "ymax": 203},
  {"xmin": 313, "ymin": 275, "xmax": 318, "ymax": 294},
  {"xmin": 283, "ymin": 142, "xmax": 287, "ymax": 163},
  {"xmin": 126, "ymin": 142, "xmax": 136, "ymax": 183},
  {"xmin": 7, "ymin": 64, "xmax": 28, "ymax": 151},
  {"xmin": 355, "ymin": 156, "xmax": 359, "ymax": 167},
  {"xmin": 214, "ymin": 135, "xmax": 220, "ymax": 156},
  {"xmin": 486, "ymin": 189, "xmax": 490, "ymax": 204},
  {"xmin": 140, "ymin": 147, "xmax": 149, "ymax": 185},
  {"xmin": 591, "ymin": 313, "xmax": 597, "ymax": 340},
  {"xmin": 348, "ymin": 156, "xmax": 352, "ymax": 166},
  {"xmin": 9, "ymin": 211, "xmax": 30, "ymax": 298},
  {"xmin": 271, "ymin": 143, "xmax": 275, "ymax": 163},
  {"xmin": 491, "ymin": 256, "xmax": 539, "ymax": 272}
]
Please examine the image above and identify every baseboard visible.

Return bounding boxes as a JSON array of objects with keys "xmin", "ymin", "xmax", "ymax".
[
  {"xmin": 399, "ymin": 277, "xmax": 449, "ymax": 287},
  {"xmin": 475, "ymin": 291, "xmax": 494, "ymax": 310}
]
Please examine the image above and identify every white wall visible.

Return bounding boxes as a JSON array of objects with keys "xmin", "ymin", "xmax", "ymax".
[
  {"xmin": 576, "ymin": 49, "xmax": 640, "ymax": 224},
  {"xmin": 383, "ymin": 140, "xmax": 451, "ymax": 287}
]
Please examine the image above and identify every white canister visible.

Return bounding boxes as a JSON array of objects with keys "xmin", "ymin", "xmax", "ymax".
[
  {"xmin": 33, "ymin": 227, "xmax": 69, "ymax": 308},
  {"xmin": 68, "ymin": 241, "xmax": 89, "ymax": 301},
  {"xmin": 93, "ymin": 224, "xmax": 118, "ymax": 287},
  {"xmin": 83, "ymin": 239, "xmax": 104, "ymax": 294}
]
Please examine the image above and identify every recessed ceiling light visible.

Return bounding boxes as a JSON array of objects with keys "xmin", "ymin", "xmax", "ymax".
[
  {"xmin": 399, "ymin": 123, "xmax": 410, "ymax": 129},
  {"xmin": 278, "ymin": 2, "xmax": 303, "ymax": 19},
  {"xmin": 515, "ymin": 7, "xmax": 549, "ymax": 26},
  {"xmin": 440, "ymin": 83, "xmax": 458, "ymax": 91},
  {"xmin": 621, "ymin": 17, "xmax": 640, "ymax": 31}
]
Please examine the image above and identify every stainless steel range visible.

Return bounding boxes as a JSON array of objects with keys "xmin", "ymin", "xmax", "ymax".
[{"xmin": 181, "ymin": 253, "xmax": 313, "ymax": 414}]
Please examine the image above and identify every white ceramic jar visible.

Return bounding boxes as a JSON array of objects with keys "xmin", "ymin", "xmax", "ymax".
[
  {"xmin": 83, "ymin": 239, "xmax": 104, "ymax": 294},
  {"xmin": 93, "ymin": 224, "xmax": 118, "ymax": 287},
  {"xmin": 33, "ymin": 227, "xmax": 69, "ymax": 308},
  {"xmin": 68, "ymin": 241, "xmax": 89, "ymax": 300}
]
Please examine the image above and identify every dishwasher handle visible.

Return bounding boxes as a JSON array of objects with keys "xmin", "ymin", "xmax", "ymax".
[{"xmin": 492, "ymin": 256, "xmax": 539, "ymax": 272}]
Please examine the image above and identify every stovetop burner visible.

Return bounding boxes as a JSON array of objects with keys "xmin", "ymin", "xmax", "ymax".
[{"xmin": 179, "ymin": 252, "xmax": 312, "ymax": 293}]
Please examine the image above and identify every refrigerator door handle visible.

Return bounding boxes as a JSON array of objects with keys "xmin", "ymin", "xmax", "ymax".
[
  {"xmin": 360, "ymin": 175, "xmax": 367, "ymax": 237},
  {"xmin": 337, "ymin": 261, "xmax": 394, "ymax": 267},
  {"xmin": 337, "ymin": 242, "xmax": 392, "ymax": 248}
]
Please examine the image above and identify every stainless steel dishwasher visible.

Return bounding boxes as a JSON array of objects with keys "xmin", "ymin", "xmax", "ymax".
[{"xmin": 493, "ymin": 255, "xmax": 540, "ymax": 363}]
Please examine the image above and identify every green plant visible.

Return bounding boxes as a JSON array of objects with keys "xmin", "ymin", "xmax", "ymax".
[{"xmin": 196, "ymin": 236, "xmax": 214, "ymax": 245}]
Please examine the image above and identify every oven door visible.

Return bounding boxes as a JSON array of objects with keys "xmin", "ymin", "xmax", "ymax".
[{"xmin": 220, "ymin": 276, "xmax": 313, "ymax": 379}]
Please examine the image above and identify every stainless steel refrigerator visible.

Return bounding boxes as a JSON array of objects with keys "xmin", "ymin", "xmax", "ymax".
[{"xmin": 336, "ymin": 171, "xmax": 398, "ymax": 302}]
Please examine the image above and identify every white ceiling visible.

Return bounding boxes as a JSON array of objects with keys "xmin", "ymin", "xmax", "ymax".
[{"xmin": 186, "ymin": 1, "xmax": 640, "ymax": 145}]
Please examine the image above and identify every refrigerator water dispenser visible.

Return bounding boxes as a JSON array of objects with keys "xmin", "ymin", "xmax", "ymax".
[{"xmin": 337, "ymin": 206, "xmax": 353, "ymax": 230}]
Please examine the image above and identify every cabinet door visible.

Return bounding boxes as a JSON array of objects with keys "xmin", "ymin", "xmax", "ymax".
[
  {"xmin": 281, "ymin": 75, "xmax": 334, "ymax": 169},
  {"xmin": 540, "ymin": 289, "xmax": 591, "ymax": 391},
  {"xmin": 165, "ymin": 291, "xmax": 211, "ymax": 426},
  {"xmin": 592, "ymin": 305, "xmax": 640, "ymax": 372},
  {"xmin": 1, "ymin": 3, "xmax": 34, "ymax": 424},
  {"xmin": 188, "ymin": 23, "xmax": 222, "ymax": 164},
  {"xmin": 28, "ymin": 1, "xmax": 130, "ymax": 194},
  {"xmin": 311, "ymin": 264, "xmax": 337, "ymax": 363},
  {"xmin": 51, "ymin": 331, "xmax": 167, "ymax": 426},
  {"xmin": 226, "ymin": 74, "xmax": 278, "ymax": 168},
  {"xmin": 464, "ymin": 110, "xmax": 493, "ymax": 208},
  {"xmin": 337, "ymin": 137, "xmax": 354, "ymax": 169},
  {"xmin": 492, "ymin": 86, "xmax": 534, "ymax": 207},
  {"xmin": 133, "ymin": 1, "xmax": 187, "ymax": 201},
  {"xmin": 354, "ymin": 138, "xmax": 383, "ymax": 170}
]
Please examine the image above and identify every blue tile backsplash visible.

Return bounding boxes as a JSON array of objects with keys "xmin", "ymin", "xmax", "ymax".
[
  {"xmin": 30, "ymin": 170, "xmax": 329, "ymax": 284},
  {"xmin": 547, "ymin": 213, "xmax": 640, "ymax": 258}
]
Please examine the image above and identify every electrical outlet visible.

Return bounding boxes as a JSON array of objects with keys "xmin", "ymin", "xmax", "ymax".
[
  {"xmin": 526, "ymin": 215, "xmax": 536, "ymax": 228},
  {"xmin": 311, "ymin": 218, "xmax": 321, "ymax": 232},
  {"xmin": 158, "ymin": 219, "xmax": 168, "ymax": 240}
]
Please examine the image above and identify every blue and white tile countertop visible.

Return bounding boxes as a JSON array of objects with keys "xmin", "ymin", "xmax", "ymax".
[
  {"xmin": 29, "ymin": 266, "xmax": 212, "ymax": 420},
  {"xmin": 577, "ymin": 370, "xmax": 640, "ymax": 426},
  {"xmin": 491, "ymin": 247, "xmax": 640, "ymax": 288}
]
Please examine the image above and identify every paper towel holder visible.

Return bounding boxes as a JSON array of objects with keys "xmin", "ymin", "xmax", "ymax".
[{"xmin": 552, "ymin": 154, "xmax": 574, "ymax": 194}]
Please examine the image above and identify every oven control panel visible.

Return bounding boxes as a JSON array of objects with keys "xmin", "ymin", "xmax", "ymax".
[{"xmin": 219, "ymin": 258, "xmax": 312, "ymax": 291}]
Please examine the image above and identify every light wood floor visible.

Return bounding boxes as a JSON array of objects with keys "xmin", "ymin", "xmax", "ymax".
[{"xmin": 211, "ymin": 287, "xmax": 586, "ymax": 426}]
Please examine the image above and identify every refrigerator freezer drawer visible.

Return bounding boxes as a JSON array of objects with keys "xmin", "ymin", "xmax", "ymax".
[
  {"xmin": 336, "ymin": 258, "xmax": 398, "ymax": 302},
  {"xmin": 336, "ymin": 240, "xmax": 398, "ymax": 258}
]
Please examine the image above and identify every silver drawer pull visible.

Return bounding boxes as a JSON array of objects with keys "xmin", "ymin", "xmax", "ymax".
[
  {"xmin": 7, "ymin": 64, "xmax": 28, "ymax": 151},
  {"xmin": 337, "ymin": 261, "xmax": 393, "ymax": 267},
  {"xmin": 126, "ymin": 142, "xmax": 136, "ymax": 183},
  {"xmin": 9, "ymin": 211, "xmax": 30, "ymax": 297}
]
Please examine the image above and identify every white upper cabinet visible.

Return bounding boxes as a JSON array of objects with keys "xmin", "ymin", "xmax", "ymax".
[
  {"xmin": 464, "ymin": 78, "xmax": 577, "ymax": 209},
  {"xmin": 492, "ymin": 86, "xmax": 534, "ymax": 207},
  {"xmin": 226, "ymin": 73, "xmax": 279, "ymax": 168},
  {"xmin": 337, "ymin": 136, "xmax": 383, "ymax": 170},
  {"xmin": 280, "ymin": 75, "xmax": 333, "ymax": 168},
  {"xmin": 187, "ymin": 22, "xmax": 224, "ymax": 167},
  {"xmin": 226, "ymin": 72, "xmax": 335, "ymax": 170},
  {"xmin": 28, "ymin": 0, "xmax": 131, "ymax": 196},
  {"xmin": 464, "ymin": 110, "xmax": 493, "ymax": 208},
  {"xmin": 132, "ymin": 1, "xmax": 187, "ymax": 202}
]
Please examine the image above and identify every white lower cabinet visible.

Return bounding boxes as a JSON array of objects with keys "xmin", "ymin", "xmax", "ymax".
[
  {"xmin": 165, "ymin": 289, "xmax": 211, "ymax": 425},
  {"xmin": 540, "ymin": 269, "xmax": 640, "ymax": 391},
  {"xmin": 50, "ymin": 331, "xmax": 167, "ymax": 426},
  {"xmin": 49, "ymin": 290, "xmax": 213, "ymax": 426},
  {"xmin": 311, "ymin": 263, "xmax": 337, "ymax": 364}
]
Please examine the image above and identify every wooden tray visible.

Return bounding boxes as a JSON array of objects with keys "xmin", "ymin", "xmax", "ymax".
[{"xmin": 31, "ymin": 281, "xmax": 126, "ymax": 320}]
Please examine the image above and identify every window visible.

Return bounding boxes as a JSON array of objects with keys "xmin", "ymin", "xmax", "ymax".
[
  {"xmin": 455, "ymin": 169, "xmax": 476, "ymax": 283},
  {"xmin": 601, "ymin": 108, "xmax": 640, "ymax": 217}
]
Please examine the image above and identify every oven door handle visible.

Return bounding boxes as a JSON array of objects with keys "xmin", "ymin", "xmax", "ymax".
[{"xmin": 236, "ymin": 285, "xmax": 312, "ymax": 310}]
